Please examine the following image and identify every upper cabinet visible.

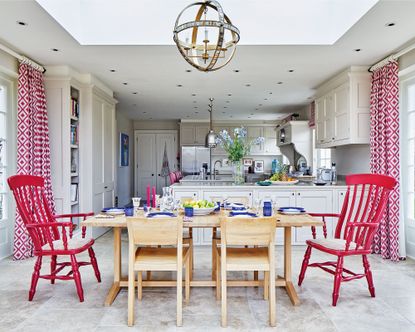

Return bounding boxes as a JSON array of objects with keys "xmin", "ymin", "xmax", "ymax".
[
  {"xmin": 314, "ymin": 67, "xmax": 371, "ymax": 148},
  {"xmin": 180, "ymin": 123, "xmax": 210, "ymax": 145}
]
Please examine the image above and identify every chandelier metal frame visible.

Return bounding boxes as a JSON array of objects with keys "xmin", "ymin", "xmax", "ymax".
[{"xmin": 173, "ymin": 0, "xmax": 240, "ymax": 72}]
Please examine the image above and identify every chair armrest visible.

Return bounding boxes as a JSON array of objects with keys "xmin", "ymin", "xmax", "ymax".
[
  {"xmin": 53, "ymin": 212, "xmax": 94, "ymax": 239},
  {"xmin": 26, "ymin": 222, "xmax": 74, "ymax": 251},
  {"xmin": 308, "ymin": 213, "xmax": 341, "ymax": 239},
  {"xmin": 346, "ymin": 222, "xmax": 378, "ymax": 228}
]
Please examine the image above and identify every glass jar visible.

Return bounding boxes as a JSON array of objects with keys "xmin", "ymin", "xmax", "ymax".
[{"xmin": 232, "ymin": 160, "xmax": 244, "ymax": 185}]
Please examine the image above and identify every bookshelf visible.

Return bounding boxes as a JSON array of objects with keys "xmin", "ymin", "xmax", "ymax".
[{"xmin": 70, "ymin": 86, "xmax": 80, "ymax": 226}]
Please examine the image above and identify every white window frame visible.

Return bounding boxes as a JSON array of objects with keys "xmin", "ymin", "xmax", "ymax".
[
  {"xmin": 0, "ymin": 71, "xmax": 17, "ymax": 259},
  {"xmin": 400, "ymin": 67, "xmax": 415, "ymax": 258}
]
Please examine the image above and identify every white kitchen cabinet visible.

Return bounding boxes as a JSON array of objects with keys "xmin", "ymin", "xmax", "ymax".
[
  {"xmin": 180, "ymin": 123, "xmax": 210, "ymax": 145},
  {"xmin": 174, "ymin": 190, "xmax": 200, "ymax": 202},
  {"xmin": 203, "ymin": 190, "xmax": 253, "ymax": 206},
  {"xmin": 263, "ymin": 127, "xmax": 280, "ymax": 155},
  {"xmin": 315, "ymin": 67, "xmax": 370, "ymax": 148},
  {"xmin": 295, "ymin": 190, "xmax": 333, "ymax": 243},
  {"xmin": 248, "ymin": 126, "xmax": 264, "ymax": 154}
]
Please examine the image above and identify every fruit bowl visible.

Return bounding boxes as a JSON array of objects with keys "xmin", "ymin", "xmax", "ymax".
[
  {"xmin": 192, "ymin": 207, "xmax": 216, "ymax": 216},
  {"xmin": 269, "ymin": 180, "xmax": 299, "ymax": 185}
]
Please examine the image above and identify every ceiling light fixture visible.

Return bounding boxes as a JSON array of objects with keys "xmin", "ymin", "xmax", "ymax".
[
  {"xmin": 192, "ymin": 93, "xmax": 196, "ymax": 96},
  {"xmin": 186, "ymin": 69, "xmax": 192, "ymax": 72},
  {"xmin": 228, "ymin": 93, "xmax": 232, "ymax": 96},
  {"xmin": 177, "ymin": 84, "xmax": 183, "ymax": 87},
  {"xmin": 16, "ymin": 21, "xmax": 27, "ymax": 26},
  {"xmin": 245, "ymin": 84, "xmax": 251, "ymax": 87},
  {"xmin": 123, "ymin": 82, "xmax": 128, "ymax": 85},
  {"xmin": 354, "ymin": 48, "xmax": 362, "ymax": 52},
  {"xmin": 132, "ymin": 92, "xmax": 138, "ymax": 94},
  {"xmin": 385, "ymin": 22, "xmax": 395, "ymax": 27},
  {"xmin": 277, "ymin": 81, "xmax": 283, "ymax": 84},
  {"xmin": 288, "ymin": 69, "xmax": 294, "ymax": 72},
  {"xmin": 233, "ymin": 70, "xmax": 240, "ymax": 73},
  {"xmin": 173, "ymin": 0, "xmax": 240, "ymax": 72},
  {"xmin": 51, "ymin": 48, "xmax": 59, "ymax": 52},
  {"xmin": 110, "ymin": 69, "xmax": 116, "ymax": 72},
  {"xmin": 206, "ymin": 97, "xmax": 217, "ymax": 147}
]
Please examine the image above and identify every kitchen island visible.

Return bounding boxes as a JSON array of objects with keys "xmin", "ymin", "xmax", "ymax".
[{"xmin": 171, "ymin": 181, "xmax": 348, "ymax": 245}]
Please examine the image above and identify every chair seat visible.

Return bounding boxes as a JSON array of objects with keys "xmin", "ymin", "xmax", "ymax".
[
  {"xmin": 134, "ymin": 247, "xmax": 190, "ymax": 271},
  {"xmin": 307, "ymin": 238, "xmax": 364, "ymax": 253},
  {"xmin": 41, "ymin": 238, "xmax": 94, "ymax": 252},
  {"xmin": 218, "ymin": 247, "xmax": 270, "ymax": 271}
]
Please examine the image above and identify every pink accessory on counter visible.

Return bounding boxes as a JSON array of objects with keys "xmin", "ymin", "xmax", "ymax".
[
  {"xmin": 146, "ymin": 185, "xmax": 150, "ymax": 207},
  {"xmin": 152, "ymin": 186, "xmax": 156, "ymax": 208}
]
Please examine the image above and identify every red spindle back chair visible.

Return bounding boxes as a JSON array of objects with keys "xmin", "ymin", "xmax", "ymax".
[
  {"xmin": 298, "ymin": 173, "xmax": 397, "ymax": 306},
  {"xmin": 7, "ymin": 175, "xmax": 101, "ymax": 302},
  {"xmin": 169, "ymin": 172, "xmax": 177, "ymax": 184}
]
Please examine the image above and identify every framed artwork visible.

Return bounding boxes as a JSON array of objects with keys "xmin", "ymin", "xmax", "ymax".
[
  {"xmin": 120, "ymin": 133, "xmax": 129, "ymax": 167},
  {"xmin": 254, "ymin": 160, "xmax": 264, "ymax": 173},
  {"xmin": 243, "ymin": 158, "xmax": 253, "ymax": 166}
]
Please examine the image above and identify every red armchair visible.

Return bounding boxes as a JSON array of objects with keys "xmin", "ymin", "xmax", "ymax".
[
  {"xmin": 298, "ymin": 173, "xmax": 397, "ymax": 306},
  {"xmin": 8, "ymin": 175, "xmax": 101, "ymax": 302}
]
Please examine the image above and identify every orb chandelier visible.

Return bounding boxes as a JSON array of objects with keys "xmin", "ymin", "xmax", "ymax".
[{"xmin": 173, "ymin": 0, "xmax": 240, "ymax": 72}]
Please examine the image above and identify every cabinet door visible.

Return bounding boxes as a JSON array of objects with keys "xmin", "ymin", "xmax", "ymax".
[
  {"xmin": 203, "ymin": 190, "xmax": 253, "ymax": 206},
  {"xmin": 263, "ymin": 127, "xmax": 279, "ymax": 154},
  {"xmin": 180, "ymin": 126, "xmax": 195, "ymax": 145},
  {"xmin": 334, "ymin": 84, "xmax": 350, "ymax": 141},
  {"xmin": 324, "ymin": 93, "xmax": 335, "ymax": 144},
  {"xmin": 136, "ymin": 134, "xmax": 157, "ymax": 198},
  {"xmin": 315, "ymin": 97, "xmax": 326, "ymax": 146},
  {"xmin": 155, "ymin": 133, "xmax": 177, "ymax": 194},
  {"xmin": 173, "ymin": 190, "xmax": 199, "ymax": 202},
  {"xmin": 295, "ymin": 190, "xmax": 333, "ymax": 243},
  {"xmin": 255, "ymin": 190, "xmax": 295, "ymax": 244},
  {"xmin": 248, "ymin": 127, "xmax": 264, "ymax": 154},
  {"xmin": 195, "ymin": 126, "xmax": 210, "ymax": 145}
]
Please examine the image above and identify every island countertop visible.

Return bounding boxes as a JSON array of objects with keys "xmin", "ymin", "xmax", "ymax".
[{"xmin": 171, "ymin": 181, "xmax": 347, "ymax": 189}]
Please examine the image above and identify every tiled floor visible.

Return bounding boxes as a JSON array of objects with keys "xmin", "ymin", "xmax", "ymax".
[{"xmin": 2, "ymin": 230, "xmax": 415, "ymax": 332}]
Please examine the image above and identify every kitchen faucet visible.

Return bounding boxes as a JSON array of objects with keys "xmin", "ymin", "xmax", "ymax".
[{"xmin": 213, "ymin": 160, "xmax": 222, "ymax": 180}]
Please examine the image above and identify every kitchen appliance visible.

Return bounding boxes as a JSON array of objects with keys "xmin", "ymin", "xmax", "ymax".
[
  {"xmin": 181, "ymin": 146, "xmax": 211, "ymax": 175},
  {"xmin": 318, "ymin": 168, "xmax": 334, "ymax": 182}
]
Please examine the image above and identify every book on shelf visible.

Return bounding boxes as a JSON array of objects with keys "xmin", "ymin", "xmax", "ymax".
[
  {"xmin": 71, "ymin": 98, "xmax": 79, "ymax": 118},
  {"xmin": 70, "ymin": 125, "xmax": 78, "ymax": 145}
]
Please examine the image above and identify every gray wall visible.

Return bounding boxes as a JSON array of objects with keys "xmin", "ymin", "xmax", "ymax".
[
  {"xmin": 399, "ymin": 48, "xmax": 415, "ymax": 71},
  {"xmin": 331, "ymin": 144, "xmax": 370, "ymax": 176},
  {"xmin": 133, "ymin": 120, "xmax": 179, "ymax": 131},
  {"xmin": 0, "ymin": 49, "xmax": 18, "ymax": 74},
  {"xmin": 116, "ymin": 112, "xmax": 135, "ymax": 206}
]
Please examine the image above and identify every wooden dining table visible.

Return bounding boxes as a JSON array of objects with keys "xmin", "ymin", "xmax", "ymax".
[{"xmin": 81, "ymin": 211, "xmax": 322, "ymax": 307}]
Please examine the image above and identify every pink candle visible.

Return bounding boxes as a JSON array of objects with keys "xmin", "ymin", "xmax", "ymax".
[
  {"xmin": 152, "ymin": 186, "xmax": 156, "ymax": 208},
  {"xmin": 146, "ymin": 185, "xmax": 150, "ymax": 207}
]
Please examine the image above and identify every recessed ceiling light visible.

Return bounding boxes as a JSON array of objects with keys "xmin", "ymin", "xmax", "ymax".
[
  {"xmin": 233, "ymin": 69, "xmax": 240, "ymax": 73},
  {"xmin": 385, "ymin": 22, "xmax": 395, "ymax": 27},
  {"xmin": 223, "ymin": 106, "xmax": 227, "ymax": 108},
  {"xmin": 177, "ymin": 84, "xmax": 183, "ymax": 87},
  {"xmin": 264, "ymin": 98, "xmax": 268, "ymax": 101},
  {"xmin": 195, "ymin": 111, "xmax": 199, "ymax": 114},
  {"xmin": 255, "ymin": 108, "xmax": 258, "ymax": 111},
  {"xmin": 186, "ymin": 115, "xmax": 190, "ymax": 118},
  {"xmin": 132, "ymin": 92, "xmax": 138, "ymax": 95},
  {"xmin": 228, "ymin": 93, "xmax": 232, "ymax": 96},
  {"xmin": 245, "ymin": 84, "xmax": 251, "ymax": 87},
  {"xmin": 277, "ymin": 81, "xmax": 283, "ymax": 85},
  {"xmin": 248, "ymin": 116, "xmax": 251, "ymax": 119},
  {"xmin": 143, "ymin": 111, "xmax": 147, "ymax": 114},
  {"xmin": 193, "ymin": 100, "xmax": 197, "ymax": 103},
  {"xmin": 259, "ymin": 104, "xmax": 263, "ymax": 106},
  {"xmin": 132, "ymin": 103, "xmax": 137, "ymax": 106},
  {"xmin": 288, "ymin": 69, "xmax": 294, "ymax": 73},
  {"xmin": 16, "ymin": 21, "xmax": 27, "ymax": 26},
  {"xmin": 123, "ymin": 82, "xmax": 128, "ymax": 85},
  {"xmin": 186, "ymin": 69, "xmax": 192, "ymax": 72},
  {"xmin": 51, "ymin": 48, "xmax": 59, "ymax": 52},
  {"xmin": 269, "ymin": 92, "xmax": 273, "ymax": 94},
  {"xmin": 226, "ymin": 100, "xmax": 230, "ymax": 103},
  {"xmin": 250, "ymin": 113, "xmax": 254, "ymax": 115},
  {"xmin": 354, "ymin": 48, "xmax": 362, "ymax": 52},
  {"xmin": 194, "ymin": 106, "xmax": 198, "ymax": 109},
  {"xmin": 149, "ymin": 117, "xmax": 153, "ymax": 120},
  {"xmin": 109, "ymin": 69, "xmax": 116, "ymax": 72},
  {"xmin": 191, "ymin": 93, "xmax": 196, "ymax": 96},
  {"xmin": 222, "ymin": 111, "xmax": 226, "ymax": 114}
]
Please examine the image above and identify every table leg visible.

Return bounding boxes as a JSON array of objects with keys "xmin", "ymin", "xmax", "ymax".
[
  {"xmin": 105, "ymin": 227, "xmax": 122, "ymax": 306},
  {"xmin": 284, "ymin": 227, "xmax": 300, "ymax": 306}
]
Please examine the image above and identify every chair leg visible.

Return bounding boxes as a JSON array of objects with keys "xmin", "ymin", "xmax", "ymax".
[
  {"xmin": 50, "ymin": 255, "xmax": 57, "ymax": 284},
  {"xmin": 189, "ymin": 239, "xmax": 194, "ymax": 280},
  {"xmin": 137, "ymin": 271, "xmax": 142, "ymax": 301},
  {"xmin": 363, "ymin": 255, "xmax": 375, "ymax": 297},
  {"xmin": 264, "ymin": 271, "xmax": 269, "ymax": 300},
  {"xmin": 332, "ymin": 256, "xmax": 344, "ymax": 306},
  {"xmin": 221, "ymin": 269, "xmax": 227, "ymax": 327},
  {"xmin": 147, "ymin": 271, "xmax": 152, "ymax": 280},
  {"xmin": 177, "ymin": 263, "xmax": 183, "ymax": 326},
  {"xmin": 298, "ymin": 245, "xmax": 312, "ymax": 286},
  {"xmin": 128, "ymin": 268, "xmax": 135, "ymax": 326},
  {"xmin": 216, "ymin": 251, "xmax": 220, "ymax": 300},
  {"xmin": 212, "ymin": 239, "xmax": 217, "ymax": 281},
  {"xmin": 70, "ymin": 255, "xmax": 84, "ymax": 302},
  {"xmin": 88, "ymin": 247, "xmax": 101, "ymax": 282},
  {"xmin": 185, "ymin": 259, "xmax": 190, "ymax": 304},
  {"xmin": 254, "ymin": 271, "xmax": 259, "ymax": 282},
  {"xmin": 29, "ymin": 256, "xmax": 42, "ymax": 301},
  {"xmin": 269, "ymin": 267, "xmax": 276, "ymax": 327}
]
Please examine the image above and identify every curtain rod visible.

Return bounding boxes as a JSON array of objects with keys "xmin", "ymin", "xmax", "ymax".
[
  {"xmin": 0, "ymin": 42, "xmax": 45, "ymax": 73},
  {"xmin": 369, "ymin": 42, "xmax": 415, "ymax": 72}
]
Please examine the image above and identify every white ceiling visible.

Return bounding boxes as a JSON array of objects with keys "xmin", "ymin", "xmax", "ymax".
[
  {"xmin": 0, "ymin": 0, "xmax": 415, "ymax": 121},
  {"xmin": 35, "ymin": 0, "xmax": 378, "ymax": 45}
]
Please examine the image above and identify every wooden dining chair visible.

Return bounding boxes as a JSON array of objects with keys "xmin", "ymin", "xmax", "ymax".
[
  {"xmin": 216, "ymin": 216, "xmax": 276, "ymax": 327},
  {"xmin": 7, "ymin": 175, "xmax": 100, "ymax": 302},
  {"xmin": 127, "ymin": 216, "xmax": 191, "ymax": 327},
  {"xmin": 210, "ymin": 196, "xmax": 250, "ymax": 281},
  {"xmin": 298, "ymin": 173, "xmax": 397, "ymax": 306}
]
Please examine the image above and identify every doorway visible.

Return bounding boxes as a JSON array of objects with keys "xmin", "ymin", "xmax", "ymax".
[{"xmin": 134, "ymin": 130, "xmax": 178, "ymax": 197}]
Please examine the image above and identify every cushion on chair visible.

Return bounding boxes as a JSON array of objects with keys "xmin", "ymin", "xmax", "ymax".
[
  {"xmin": 41, "ymin": 238, "xmax": 93, "ymax": 251},
  {"xmin": 307, "ymin": 238, "xmax": 363, "ymax": 251}
]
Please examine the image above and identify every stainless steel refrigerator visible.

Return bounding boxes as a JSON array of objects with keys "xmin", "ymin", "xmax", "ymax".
[{"xmin": 181, "ymin": 146, "xmax": 211, "ymax": 175}]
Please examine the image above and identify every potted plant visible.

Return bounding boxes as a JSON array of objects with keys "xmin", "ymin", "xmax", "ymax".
[{"xmin": 215, "ymin": 127, "xmax": 264, "ymax": 184}]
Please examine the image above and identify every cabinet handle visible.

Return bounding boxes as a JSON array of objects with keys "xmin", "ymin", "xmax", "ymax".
[
  {"xmin": 158, "ymin": 174, "xmax": 161, "ymax": 176},
  {"xmin": 291, "ymin": 193, "xmax": 295, "ymax": 196},
  {"xmin": 332, "ymin": 137, "xmax": 335, "ymax": 140},
  {"xmin": 193, "ymin": 193, "xmax": 197, "ymax": 196},
  {"xmin": 249, "ymin": 193, "xmax": 252, "ymax": 196},
  {"xmin": 340, "ymin": 192, "xmax": 344, "ymax": 196},
  {"xmin": 298, "ymin": 192, "xmax": 301, "ymax": 196},
  {"xmin": 152, "ymin": 174, "xmax": 154, "ymax": 176},
  {"xmin": 104, "ymin": 186, "xmax": 108, "ymax": 189}
]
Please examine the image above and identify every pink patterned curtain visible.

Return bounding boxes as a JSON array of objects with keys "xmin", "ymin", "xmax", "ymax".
[
  {"xmin": 13, "ymin": 62, "xmax": 55, "ymax": 260},
  {"xmin": 370, "ymin": 60, "xmax": 401, "ymax": 261}
]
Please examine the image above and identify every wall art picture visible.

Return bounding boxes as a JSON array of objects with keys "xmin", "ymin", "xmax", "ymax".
[{"xmin": 120, "ymin": 132, "xmax": 129, "ymax": 167}]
